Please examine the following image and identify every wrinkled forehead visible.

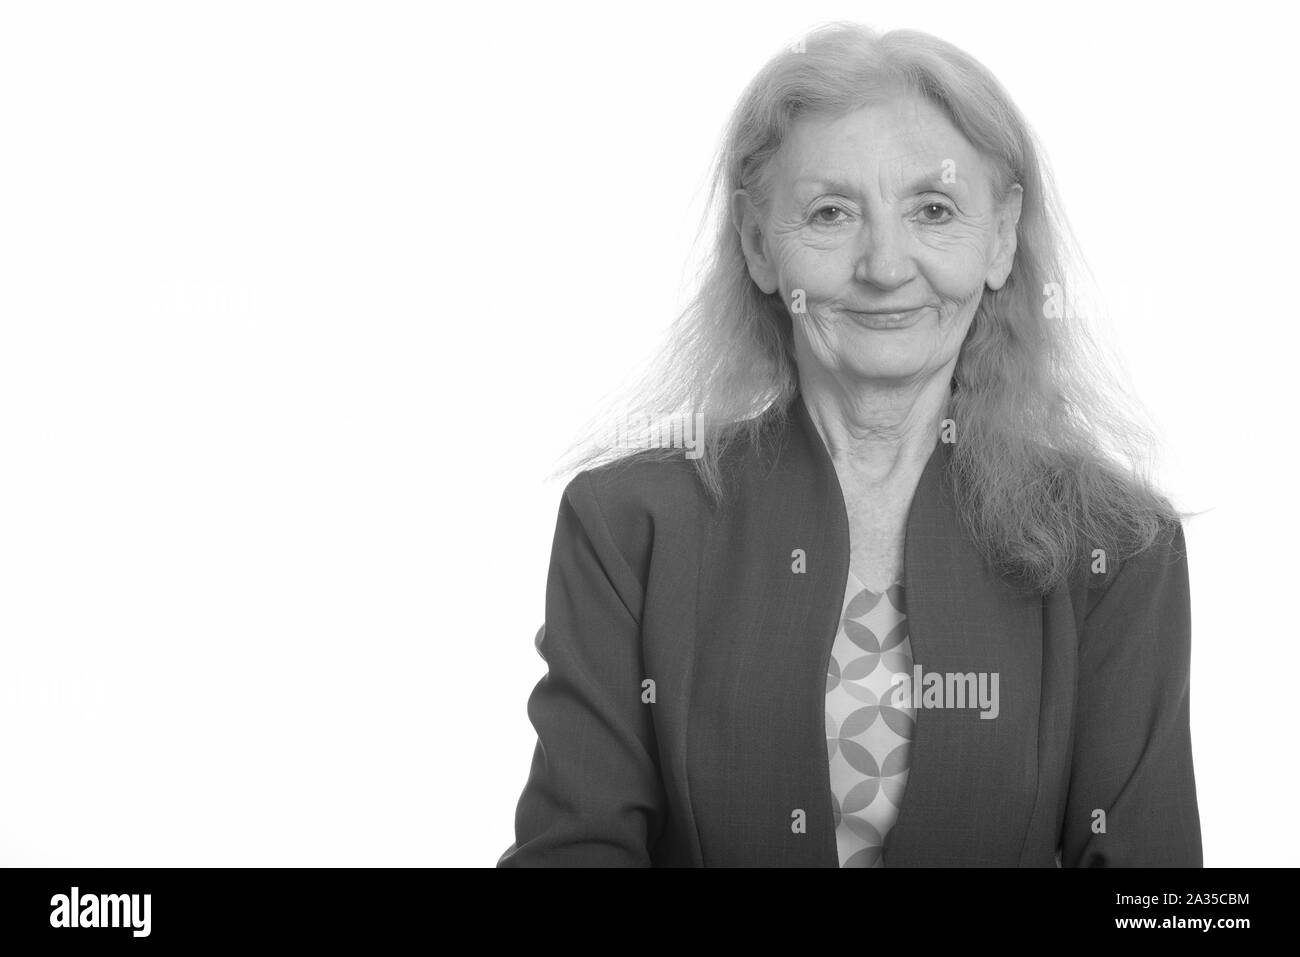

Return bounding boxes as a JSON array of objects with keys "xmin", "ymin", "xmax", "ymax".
[{"xmin": 770, "ymin": 95, "xmax": 996, "ymax": 199}]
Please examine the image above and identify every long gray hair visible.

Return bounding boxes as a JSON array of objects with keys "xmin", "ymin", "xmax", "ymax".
[{"xmin": 555, "ymin": 21, "xmax": 1184, "ymax": 594}]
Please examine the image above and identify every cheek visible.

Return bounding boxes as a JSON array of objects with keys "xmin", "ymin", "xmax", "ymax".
[
  {"xmin": 771, "ymin": 237, "xmax": 856, "ymax": 298},
  {"xmin": 917, "ymin": 235, "xmax": 995, "ymax": 300}
]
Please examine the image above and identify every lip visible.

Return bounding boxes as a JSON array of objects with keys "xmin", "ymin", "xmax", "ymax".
[{"xmin": 843, "ymin": 306, "xmax": 927, "ymax": 329}]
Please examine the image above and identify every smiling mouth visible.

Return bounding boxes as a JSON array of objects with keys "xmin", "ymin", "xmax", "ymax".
[{"xmin": 843, "ymin": 306, "xmax": 927, "ymax": 328}]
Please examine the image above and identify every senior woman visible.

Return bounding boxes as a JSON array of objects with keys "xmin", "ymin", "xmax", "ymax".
[{"xmin": 498, "ymin": 23, "xmax": 1202, "ymax": 867}]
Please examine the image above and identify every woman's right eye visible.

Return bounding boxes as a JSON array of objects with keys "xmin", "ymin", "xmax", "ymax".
[{"xmin": 812, "ymin": 205, "xmax": 848, "ymax": 225}]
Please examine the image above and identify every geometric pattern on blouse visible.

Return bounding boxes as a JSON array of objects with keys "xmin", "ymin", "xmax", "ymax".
[{"xmin": 825, "ymin": 568, "xmax": 915, "ymax": 867}]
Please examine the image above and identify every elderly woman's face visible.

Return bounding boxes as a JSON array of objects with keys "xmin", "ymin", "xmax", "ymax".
[{"xmin": 736, "ymin": 93, "xmax": 1022, "ymax": 390}]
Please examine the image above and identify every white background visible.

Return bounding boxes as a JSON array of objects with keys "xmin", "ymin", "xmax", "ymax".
[{"xmin": 1, "ymin": 1, "xmax": 1295, "ymax": 867}]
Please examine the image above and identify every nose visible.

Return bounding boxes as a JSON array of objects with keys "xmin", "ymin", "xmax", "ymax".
[{"xmin": 853, "ymin": 218, "xmax": 915, "ymax": 290}]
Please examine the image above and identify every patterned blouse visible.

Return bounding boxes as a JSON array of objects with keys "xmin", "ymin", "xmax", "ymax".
[{"xmin": 824, "ymin": 568, "xmax": 916, "ymax": 867}]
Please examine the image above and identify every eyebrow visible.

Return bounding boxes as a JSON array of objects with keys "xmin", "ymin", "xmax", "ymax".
[{"xmin": 793, "ymin": 173, "xmax": 967, "ymax": 195}]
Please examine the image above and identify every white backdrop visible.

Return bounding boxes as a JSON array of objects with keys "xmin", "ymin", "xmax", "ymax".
[{"xmin": 0, "ymin": 0, "xmax": 1294, "ymax": 867}]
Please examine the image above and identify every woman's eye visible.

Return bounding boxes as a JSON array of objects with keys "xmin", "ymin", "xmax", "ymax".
[
  {"xmin": 812, "ymin": 205, "xmax": 848, "ymax": 225},
  {"xmin": 917, "ymin": 202, "xmax": 954, "ymax": 224}
]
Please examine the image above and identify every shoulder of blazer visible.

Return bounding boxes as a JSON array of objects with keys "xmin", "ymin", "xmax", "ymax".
[
  {"xmin": 1021, "ymin": 442, "xmax": 1186, "ymax": 620},
  {"xmin": 1072, "ymin": 514, "xmax": 1188, "ymax": 623},
  {"xmin": 560, "ymin": 407, "xmax": 793, "ymax": 591},
  {"xmin": 578, "ymin": 446, "xmax": 708, "ymax": 520},
  {"xmin": 559, "ymin": 449, "xmax": 710, "ymax": 604}
]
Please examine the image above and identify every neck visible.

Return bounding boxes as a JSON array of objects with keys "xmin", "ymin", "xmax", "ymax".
[{"xmin": 797, "ymin": 362, "xmax": 953, "ymax": 486}]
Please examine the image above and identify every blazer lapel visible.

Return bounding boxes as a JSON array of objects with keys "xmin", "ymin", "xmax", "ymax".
[
  {"xmin": 690, "ymin": 395, "xmax": 849, "ymax": 866},
  {"xmin": 880, "ymin": 416, "xmax": 1044, "ymax": 866}
]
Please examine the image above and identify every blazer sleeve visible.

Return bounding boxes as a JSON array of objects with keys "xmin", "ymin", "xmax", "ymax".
[
  {"xmin": 497, "ymin": 471, "xmax": 667, "ymax": 866},
  {"xmin": 1059, "ymin": 520, "xmax": 1203, "ymax": 866}
]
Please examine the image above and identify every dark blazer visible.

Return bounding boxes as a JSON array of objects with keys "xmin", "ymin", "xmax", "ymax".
[{"xmin": 498, "ymin": 392, "xmax": 1202, "ymax": 867}]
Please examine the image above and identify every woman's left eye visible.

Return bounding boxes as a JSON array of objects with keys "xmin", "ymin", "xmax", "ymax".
[{"xmin": 917, "ymin": 202, "xmax": 954, "ymax": 224}]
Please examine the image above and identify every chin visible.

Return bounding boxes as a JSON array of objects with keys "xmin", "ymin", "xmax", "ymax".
[
  {"xmin": 846, "ymin": 365, "xmax": 928, "ymax": 384},
  {"xmin": 838, "ymin": 346, "xmax": 931, "ymax": 382}
]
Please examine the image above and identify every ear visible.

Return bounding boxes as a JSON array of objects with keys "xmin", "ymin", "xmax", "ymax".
[
  {"xmin": 730, "ymin": 189, "xmax": 780, "ymax": 295},
  {"xmin": 985, "ymin": 183, "xmax": 1023, "ymax": 291}
]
